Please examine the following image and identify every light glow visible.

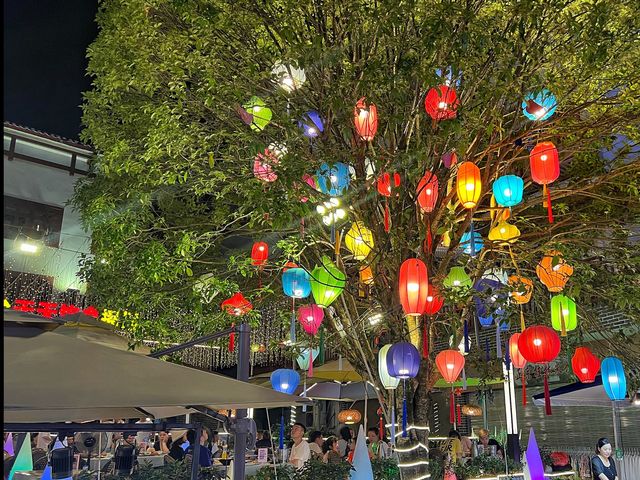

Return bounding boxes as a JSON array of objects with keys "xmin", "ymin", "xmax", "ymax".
[
  {"xmin": 533, "ymin": 338, "xmax": 542, "ymax": 346},
  {"xmin": 407, "ymin": 282, "xmax": 420, "ymax": 292},
  {"xmin": 19, "ymin": 242, "xmax": 38, "ymax": 253},
  {"xmin": 438, "ymin": 101, "xmax": 447, "ymax": 109},
  {"xmin": 465, "ymin": 182, "xmax": 475, "ymax": 191},
  {"xmin": 540, "ymin": 154, "xmax": 548, "ymax": 161}
]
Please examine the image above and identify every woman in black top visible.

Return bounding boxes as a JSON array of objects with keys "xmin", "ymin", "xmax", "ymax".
[{"xmin": 591, "ymin": 438, "xmax": 618, "ymax": 480}]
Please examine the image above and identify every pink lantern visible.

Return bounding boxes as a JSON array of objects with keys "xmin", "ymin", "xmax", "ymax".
[
  {"xmin": 300, "ymin": 174, "xmax": 317, "ymax": 202},
  {"xmin": 297, "ymin": 304, "xmax": 324, "ymax": 336},
  {"xmin": 253, "ymin": 147, "xmax": 280, "ymax": 182}
]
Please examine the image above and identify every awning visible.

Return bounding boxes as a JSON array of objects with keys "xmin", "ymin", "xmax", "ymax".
[{"xmin": 531, "ymin": 376, "xmax": 636, "ymax": 408}]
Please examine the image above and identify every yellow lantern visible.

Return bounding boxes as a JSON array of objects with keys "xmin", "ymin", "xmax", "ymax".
[
  {"xmin": 490, "ymin": 194, "xmax": 510, "ymax": 222},
  {"xmin": 456, "ymin": 162, "xmax": 482, "ymax": 209},
  {"xmin": 344, "ymin": 221, "xmax": 374, "ymax": 260},
  {"xmin": 488, "ymin": 221, "xmax": 521, "ymax": 244}
]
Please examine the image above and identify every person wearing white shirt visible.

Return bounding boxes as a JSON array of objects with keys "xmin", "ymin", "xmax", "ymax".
[{"xmin": 288, "ymin": 423, "xmax": 310, "ymax": 469}]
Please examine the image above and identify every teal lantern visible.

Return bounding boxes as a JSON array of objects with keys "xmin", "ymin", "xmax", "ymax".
[
  {"xmin": 492, "ymin": 175, "xmax": 524, "ymax": 207},
  {"xmin": 243, "ymin": 96, "xmax": 272, "ymax": 131},
  {"xmin": 310, "ymin": 256, "xmax": 346, "ymax": 308},
  {"xmin": 460, "ymin": 230, "xmax": 483, "ymax": 256},
  {"xmin": 283, "ymin": 267, "xmax": 311, "ymax": 299},
  {"xmin": 522, "ymin": 89, "xmax": 557, "ymax": 121}
]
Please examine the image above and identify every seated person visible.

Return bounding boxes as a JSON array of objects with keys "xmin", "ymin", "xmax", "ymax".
[
  {"xmin": 322, "ymin": 436, "xmax": 342, "ymax": 465},
  {"xmin": 255, "ymin": 431, "xmax": 272, "ymax": 450},
  {"xmin": 442, "ymin": 430, "xmax": 463, "ymax": 465},
  {"xmin": 149, "ymin": 431, "xmax": 172, "ymax": 455},
  {"xmin": 209, "ymin": 431, "xmax": 221, "ymax": 459},
  {"xmin": 186, "ymin": 429, "xmax": 212, "ymax": 467},
  {"xmin": 477, "ymin": 428, "xmax": 504, "ymax": 458},
  {"xmin": 366, "ymin": 427, "xmax": 390, "ymax": 459},
  {"xmin": 307, "ymin": 431, "xmax": 324, "ymax": 460}
]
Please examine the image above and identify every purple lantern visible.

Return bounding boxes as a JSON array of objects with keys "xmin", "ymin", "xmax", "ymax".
[
  {"xmin": 386, "ymin": 342, "xmax": 420, "ymax": 379},
  {"xmin": 298, "ymin": 111, "xmax": 324, "ymax": 138}
]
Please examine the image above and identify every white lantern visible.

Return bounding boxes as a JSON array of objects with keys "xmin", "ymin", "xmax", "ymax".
[
  {"xmin": 272, "ymin": 63, "xmax": 306, "ymax": 92},
  {"xmin": 378, "ymin": 344, "xmax": 400, "ymax": 390}
]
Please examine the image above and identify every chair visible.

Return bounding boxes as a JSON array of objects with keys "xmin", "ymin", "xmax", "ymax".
[{"xmin": 114, "ymin": 445, "xmax": 136, "ymax": 476}]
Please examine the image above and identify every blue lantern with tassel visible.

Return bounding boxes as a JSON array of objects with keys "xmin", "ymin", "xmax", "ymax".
[
  {"xmin": 460, "ymin": 230, "xmax": 483, "ymax": 256},
  {"xmin": 601, "ymin": 357, "xmax": 627, "ymax": 401},
  {"xmin": 386, "ymin": 342, "xmax": 420, "ymax": 438},
  {"xmin": 299, "ymin": 110, "xmax": 324, "ymax": 138},
  {"xmin": 493, "ymin": 175, "xmax": 524, "ymax": 207},
  {"xmin": 283, "ymin": 267, "xmax": 311, "ymax": 298},
  {"xmin": 522, "ymin": 89, "xmax": 557, "ymax": 121},
  {"xmin": 316, "ymin": 162, "xmax": 350, "ymax": 196}
]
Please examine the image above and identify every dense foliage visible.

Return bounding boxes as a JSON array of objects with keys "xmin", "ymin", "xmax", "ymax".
[{"xmin": 76, "ymin": 0, "xmax": 640, "ymax": 429}]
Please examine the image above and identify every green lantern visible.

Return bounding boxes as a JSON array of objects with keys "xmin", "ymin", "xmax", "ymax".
[
  {"xmin": 443, "ymin": 266, "xmax": 472, "ymax": 289},
  {"xmin": 550, "ymin": 294, "xmax": 577, "ymax": 336},
  {"xmin": 243, "ymin": 96, "xmax": 272, "ymax": 131},
  {"xmin": 310, "ymin": 256, "xmax": 346, "ymax": 308}
]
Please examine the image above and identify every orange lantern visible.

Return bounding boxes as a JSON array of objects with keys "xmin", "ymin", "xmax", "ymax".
[
  {"xmin": 359, "ymin": 265, "xmax": 374, "ymax": 285},
  {"xmin": 435, "ymin": 349, "xmax": 465, "ymax": 425},
  {"xmin": 530, "ymin": 142, "xmax": 560, "ymax": 223},
  {"xmin": 417, "ymin": 172, "xmax": 439, "ymax": 213},
  {"xmin": 536, "ymin": 250, "xmax": 574, "ymax": 292},
  {"xmin": 337, "ymin": 409, "xmax": 362, "ymax": 425},
  {"xmin": 508, "ymin": 276, "xmax": 533, "ymax": 304},
  {"xmin": 398, "ymin": 259, "xmax": 429, "ymax": 316},
  {"xmin": 354, "ymin": 97, "xmax": 378, "ymax": 141},
  {"xmin": 251, "ymin": 241, "xmax": 269, "ymax": 266},
  {"xmin": 456, "ymin": 162, "xmax": 481, "ymax": 209}
]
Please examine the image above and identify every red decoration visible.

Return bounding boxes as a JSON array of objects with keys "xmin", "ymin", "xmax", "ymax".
[
  {"xmin": 283, "ymin": 261, "xmax": 298, "ymax": 272},
  {"xmin": 251, "ymin": 242, "xmax": 269, "ymax": 267},
  {"xmin": 59, "ymin": 304, "xmax": 81, "ymax": 316},
  {"xmin": 509, "ymin": 333, "xmax": 528, "ymax": 406},
  {"xmin": 12, "ymin": 299, "xmax": 36, "ymax": 312},
  {"xmin": 377, "ymin": 172, "xmax": 401, "ymax": 197},
  {"xmin": 36, "ymin": 302, "xmax": 58, "ymax": 318},
  {"xmin": 424, "ymin": 284, "xmax": 445, "ymax": 316},
  {"xmin": 83, "ymin": 305, "xmax": 100, "ymax": 318},
  {"xmin": 435, "ymin": 350, "xmax": 466, "ymax": 383},
  {"xmin": 229, "ymin": 323, "xmax": 235, "ymax": 352},
  {"xmin": 416, "ymin": 172, "xmax": 439, "ymax": 213},
  {"xmin": 530, "ymin": 142, "xmax": 560, "ymax": 223},
  {"xmin": 221, "ymin": 292, "xmax": 253, "ymax": 316},
  {"xmin": 354, "ymin": 97, "xmax": 378, "ymax": 141},
  {"xmin": 297, "ymin": 304, "xmax": 324, "ymax": 336},
  {"xmin": 377, "ymin": 407, "xmax": 385, "ymax": 440},
  {"xmin": 571, "ymin": 346, "xmax": 600, "ymax": 383},
  {"xmin": 424, "ymin": 85, "xmax": 459, "ymax": 120},
  {"xmin": 398, "ymin": 259, "xmax": 429, "ymax": 316}
]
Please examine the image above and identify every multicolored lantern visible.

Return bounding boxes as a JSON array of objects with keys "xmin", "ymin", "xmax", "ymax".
[
  {"xmin": 460, "ymin": 230, "xmax": 483, "ymax": 256},
  {"xmin": 522, "ymin": 89, "xmax": 557, "ymax": 121},
  {"xmin": 270, "ymin": 368, "xmax": 300, "ymax": 395},
  {"xmin": 456, "ymin": 162, "xmax": 482, "ymax": 209},
  {"xmin": 488, "ymin": 221, "xmax": 521, "ymax": 244},
  {"xmin": 443, "ymin": 266, "xmax": 472, "ymax": 290},
  {"xmin": 316, "ymin": 162, "xmax": 350, "ymax": 196},
  {"xmin": 243, "ymin": 96, "xmax": 272, "ymax": 131},
  {"xmin": 282, "ymin": 267, "xmax": 311, "ymax": 298},
  {"xmin": 310, "ymin": 256, "xmax": 346, "ymax": 308},
  {"xmin": 299, "ymin": 110, "xmax": 324, "ymax": 138},
  {"xmin": 297, "ymin": 304, "xmax": 324, "ymax": 336},
  {"xmin": 425, "ymin": 85, "xmax": 459, "ymax": 120},
  {"xmin": 398, "ymin": 259, "xmax": 429, "ymax": 316},
  {"xmin": 354, "ymin": 97, "xmax": 378, "ymax": 141},
  {"xmin": 417, "ymin": 172, "xmax": 439, "ymax": 213},
  {"xmin": 571, "ymin": 347, "xmax": 600, "ymax": 383},
  {"xmin": 530, "ymin": 142, "xmax": 560, "ymax": 223},
  {"xmin": 251, "ymin": 241, "xmax": 269, "ymax": 267},
  {"xmin": 344, "ymin": 221, "xmax": 375, "ymax": 260},
  {"xmin": 550, "ymin": 294, "xmax": 577, "ymax": 336},
  {"xmin": 536, "ymin": 250, "xmax": 574, "ymax": 292},
  {"xmin": 435, "ymin": 349, "xmax": 466, "ymax": 425},
  {"xmin": 221, "ymin": 292, "xmax": 253, "ymax": 316},
  {"xmin": 492, "ymin": 175, "xmax": 524, "ymax": 207},
  {"xmin": 509, "ymin": 333, "xmax": 528, "ymax": 405},
  {"xmin": 387, "ymin": 342, "xmax": 421, "ymax": 437},
  {"xmin": 601, "ymin": 357, "xmax": 627, "ymax": 401}
]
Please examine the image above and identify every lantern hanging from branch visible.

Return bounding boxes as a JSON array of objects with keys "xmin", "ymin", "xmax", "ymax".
[
  {"xmin": 297, "ymin": 304, "xmax": 324, "ymax": 336},
  {"xmin": 344, "ymin": 221, "xmax": 375, "ymax": 260},
  {"xmin": 310, "ymin": 256, "xmax": 346, "ymax": 308},
  {"xmin": 571, "ymin": 347, "xmax": 600, "ymax": 383},
  {"xmin": 536, "ymin": 250, "xmax": 574, "ymax": 292},
  {"xmin": 243, "ymin": 96, "xmax": 272, "ymax": 131},
  {"xmin": 424, "ymin": 284, "xmax": 445, "ymax": 316},
  {"xmin": 282, "ymin": 267, "xmax": 311, "ymax": 299},
  {"xmin": 456, "ymin": 162, "xmax": 482, "ymax": 209},
  {"xmin": 316, "ymin": 162, "xmax": 350, "ymax": 196},
  {"xmin": 460, "ymin": 230, "xmax": 483, "ymax": 256},
  {"xmin": 492, "ymin": 175, "xmax": 524, "ymax": 207},
  {"xmin": 444, "ymin": 266, "xmax": 472, "ymax": 290},
  {"xmin": 601, "ymin": 357, "xmax": 627, "ymax": 401},
  {"xmin": 436, "ymin": 349, "xmax": 466, "ymax": 426},
  {"xmin": 354, "ymin": 97, "xmax": 378, "ymax": 141},
  {"xmin": 488, "ymin": 221, "xmax": 521, "ymax": 244},
  {"xmin": 508, "ymin": 276, "xmax": 533, "ymax": 304},
  {"xmin": 359, "ymin": 265, "xmax": 374, "ymax": 286},
  {"xmin": 530, "ymin": 142, "xmax": 560, "ymax": 223},
  {"xmin": 442, "ymin": 151, "xmax": 458, "ymax": 168},
  {"xmin": 461, "ymin": 405, "xmax": 482, "ymax": 417},
  {"xmin": 377, "ymin": 172, "xmax": 401, "ymax": 232},
  {"xmin": 417, "ymin": 172, "xmax": 439, "ymax": 213},
  {"xmin": 398, "ymin": 259, "xmax": 429, "ymax": 316},
  {"xmin": 251, "ymin": 242, "xmax": 269, "ymax": 267},
  {"xmin": 221, "ymin": 292, "xmax": 253, "ymax": 316},
  {"xmin": 490, "ymin": 194, "xmax": 511, "ymax": 223},
  {"xmin": 379, "ymin": 344, "xmax": 400, "ymax": 390},
  {"xmin": 296, "ymin": 348, "xmax": 319, "ymax": 370},
  {"xmin": 387, "ymin": 342, "xmax": 420, "ymax": 437},
  {"xmin": 509, "ymin": 333, "xmax": 528, "ymax": 405},
  {"xmin": 522, "ymin": 89, "xmax": 557, "ymax": 121},
  {"xmin": 425, "ymin": 85, "xmax": 459, "ymax": 120},
  {"xmin": 271, "ymin": 62, "xmax": 306, "ymax": 92},
  {"xmin": 337, "ymin": 409, "xmax": 362, "ymax": 425},
  {"xmin": 299, "ymin": 110, "xmax": 324, "ymax": 138},
  {"xmin": 550, "ymin": 294, "xmax": 578, "ymax": 336}
]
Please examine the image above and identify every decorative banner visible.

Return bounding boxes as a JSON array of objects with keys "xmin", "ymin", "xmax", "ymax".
[
  {"xmin": 523, "ymin": 428, "xmax": 544, "ymax": 480},
  {"xmin": 9, "ymin": 434, "xmax": 33, "ymax": 480},
  {"xmin": 349, "ymin": 425, "xmax": 374, "ymax": 480},
  {"xmin": 4, "ymin": 433, "xmax": 14, "ymax": 456}
]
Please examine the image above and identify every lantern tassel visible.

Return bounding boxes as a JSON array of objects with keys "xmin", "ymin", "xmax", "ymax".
[
  {"xmin": 308, "ymin": 355, "xmax": 313, "ymax": 377},
  {"xmin": 485, "ymin": 337, "xmax": 490, "ymax": 362},
  {"xmin": 544, "ymin": 184, "xmax": 554, "ymax": 223},
  {"xmin": 496, "ymin": 323, "xmax": 502, "ymax": 359},
  {"xmin": 331, "ymin": 223, "xmax": 336, "ymax": 244},
  {"xmin": 390, "ymin": 404, "xmax": 396, "ymax": 446},
  {"xmin": 290, "ymin": 314, "xmax": 296, "ymax": 345},
  {"xmin": 302, "ymin": 377, "xmax": 307, "ymax": 412},
  {"xmin": 279, "ymin": 413, "xmax": 285, "ymax": 450},
  {"xmin": 544, "ymin": 367, "xmax": 552, "ymax": 415},
  {"xmin": 520, "ymin": 307, "xmax": 526, "ymax": 332},
  {"xmin": 521, "ymin": 368, "xmax": 527, "ymax": 406},
  {"xmin": 470, "ymin": 219, "xmax": 476, "ymax": 256},
  {"xmin": 422, "ymin": 319, "xmax": 429, "ymax": 359},
  {"xmin": 402, "ymin": 396, "xmax": 408, "ymax": 438},
  {"xmin": 449, "ymin": 389, "xmax": 455, "ymax": 424},
  {"xmin": 379, "ymin": 415, "xmax": 384, "ymax": 440},
  {"xmin": 334, "ymin": 230, "xmax": 341, "ymax": 257},
  {"xmin": 464, "ymin": 319, "xmax": 470, "ymax": 353},
  {"xmin": 319, "ymin": 327, "xmax": 325, "ymax": 364},
  {"xmin": 384, "ymin": 200, "xmax": 390, "ymax": 233},
  {"xmin": 228, "ymin": 323, "xmax": 235, "ymax": 352}
]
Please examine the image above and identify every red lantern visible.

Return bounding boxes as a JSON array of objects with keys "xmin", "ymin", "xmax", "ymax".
[
  {"xmin": 221, "ymin": 292, "xmax": 253, "ymax": 316},
  {"xmin": 424, "ymin": 284, "xmax": 445, "ymax": 316},
  {"xmin": 518, "ymin": 325, "xmax": 561, "ymax": 415},
  {"xmin": 398, "ymin": 259, "xmax": 429, "ymax": 316},
  {"xmin": 530, "ymin": 142, "xmax": 560, "ymax": 223},
  {"xmin": 571, "ymin": 347, "xmax": 600, "ymax": 383},
  {"xmin": 283, "ymin": 261, "xmax": 298, "ymax": 272},
  {"xmin": 436, "ymin": 349, "xmax": 466, "ymax": 426},
  {"xmin": 425, "ymin": 85, "xmax": 459, "ymax": 120},
  {"xmin": 354, "ymin": 97, "xmax": 378, "ymax": 141},
  {"xmin": 377, "ymin": 172, "xmax": 401, "ymax": 233},
  {"xmin": 416, "ymin": 172, "xmax": 439, "ymax": 213},
  {"xmin": 509, "ymin": 333, "xmax": 528, "ymax": 406},
  {"xmin": 297, "ymin": 304, "xmax": 324, "ymax": 336},
  {"xmin": 251, "ymin": 242, "xmax": 269, "ymax": 267}
]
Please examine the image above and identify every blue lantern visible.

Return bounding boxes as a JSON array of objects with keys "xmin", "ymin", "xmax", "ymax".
[
  {"xmin": 474, "ymin": 278, "xmax": 507, "ymax": 328},
  {"xmin": 270, "ymin": 369, "xmax": 300, "ymax": 395},
  {"xmin": 386, "ymin": 342, "xmax": 420, "ymax": 379},
  {"xmin": 316, "ymin": 162, "xmax": 350, "ymax": 196},
  {"xmin": 492, "ymin": 175, "xmax": 524, "ymax": 207},
  {"xmin": 298, "ymin": 110, "xmax": 324, "ymax": 138},
  {"xmin": 499, "ymin": 320, "xmax": 510, "ymax": 332},
  {"xmin": 282, "ymin": 267, "xmax": 311, "ymax": 299},
  {"xmin": 460, "ymin": 231, "xmax": 483, "ymax": 256},
  {"xmin": 522, "ymin": 89, "xmax": 557, "ymax": 121},
  {"xmin": 601, "ymin": 357, "xmax": 627, "ymax": 401},
  {"xmin": 296, "ymin": 348, "xmax": 320, "ymax": 370}
]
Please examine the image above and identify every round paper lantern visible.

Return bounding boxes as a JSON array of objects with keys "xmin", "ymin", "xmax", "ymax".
[
  {"xmin": 518, "ymin": 326, "xmax": 561, "ymax": 364},
  {"xmin": 398, "ymin": 259, "xmax": 429, "ymax": 316},
  {"xmin": 509, "ymin": 276, "xmax": 533, "ymax": 304},
  {"xmin": 297, "ymin": 304, "xmax": 324, "ymax": 335},
  {"xmin": 460, "ymin": 230, "xmax": 483, "ymax": 256},
  {"xmin": 530, "ymin": 142, "xmax": 560, "ymax": 186},
  {"xmin": 461, "ymin": 405, "xmax": 482, "ymax": 417},
  {"xmin": 310, "ymin": 256, "xmax": 346, "ymax": 308},
  {"xmin": 299, "ymin": 110, "xmax": 324, "ymax": 138},
  {"xmin": 571, "ymin": 347, "xmax": 600, "ymax": 383},
  {"xmin": 359, "ymin": 265, "xmax": 374, "ymax": 285},
  {"xmin": 601, "ymin": 357, "xmax": 627, "ymax": 401},
  {"xmin": 386, "ymin": 342, "xmax": 421, "ymax": 379},
  {"xmin": 424, "ymin": 284, "xmax": 445, "ymax": 316},
  {"xmin": 522, "ymin": 89, "xmax": 557, "ymax": 121},
  {"xmin": 243, "ymin": 96, "xmax": 272, "ymax": 131},
  {"xmin": 316, "ymin": 162, "xmax": 350, "ymax": 196},
  {"xmin": 509, "ymin": 333, "xmax": 528, "ymax": 369},
  {"xmin": 550, "ymin": 294, "xmax": 577, "ymax": 336},
  {"xmin": 435, "ymin": 350, "xmax": 465, "ymax": 383},
  {"xmin": 536, "ymin": 250, "xmax": 574, "ymax": 292},
  {"xmin": 378, "ymin": 344, "xmax": 400, "ymax": 389},
  {"xmin": 344, "ymin": 221, "xmax": 375, "ymax": 260},
  {"xmin": 270, "ymin": 369, "xmax": 300, "ymax": 395},
  {"xmin": 272, "ymin": 63, "xmax": 306, "ymax": 92},
  {"xmin": 283, "ymin": 267, "xmax": 311, "ymax": 299},
  {"xmin": 296, "ymin": 348, "xmax": 319, "ymax": 370},
  {"xmin": 354, "ymin": 97, "xmax": 378, "ymax": 141},
  {"xmin": 492, "ymin": 175, "xmax": 524, "ymax": 207},
  {"xmin": 251, "ymin": 241, "xmax": 269, "ymax": 266},
  {"xmin": 221, "ymin": 292, "xmax": 253, "ymax": 316},
  {"xmin": 443, "ymin": 266, "xmax": 472, "ymax": 289},
  {"xmin": 377, "ymin": 172, "xmax": 401, "ymax": 196},
  {"xmin": 337, "ymin": 409, "xmax": 362, "ymax": 425},
  {"xmin": 488, "ymin": 221, "xmax": 521, "ymax": 244},
  {"xmin": 425, "ymin": 85, "xmax": 459, "ymax": 120},
  {"xmin": 456, "ymin": 162, "xmax": 482, "ymax": 209},
  {"xmin": 417, "ymin": 172, "xmax": 439, "ymax": 213},
  {"xmin": 253, "ymin": 152, "xmax": 278, "ymax": 182}
]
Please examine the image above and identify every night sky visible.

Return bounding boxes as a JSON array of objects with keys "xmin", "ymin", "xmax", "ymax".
[{"xmin": 3, "ymin": 0, "xmax": 99, "ymax": 141}]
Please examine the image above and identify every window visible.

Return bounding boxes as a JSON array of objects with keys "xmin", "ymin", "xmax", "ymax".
[{"xmin": 3, "ymin": 195, "xmax": 64, "ymax": 248}]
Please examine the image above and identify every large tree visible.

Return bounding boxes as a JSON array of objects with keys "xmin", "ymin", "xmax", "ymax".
[{"xmin": 75, "ymin": 0, "xmax": 639, "ymax": 449}]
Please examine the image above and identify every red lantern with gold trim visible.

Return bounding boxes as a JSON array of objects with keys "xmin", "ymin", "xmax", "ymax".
[
  {"xmin": 354, "ymin": 97, "xmax": 378, "ymax": 141},
  {"xmin": 251, "ymin": 242, "xmax": 269, "ymax": 266},
  {"xmin": 571, "ymin": 347, "xmax": 600, "ymax": 383},
  {"xmin": 425, "ymin": 85, "xmax": 459, "ymax": 120},
  {"xmin": 530, "ymin": 142, "xmax": 560, "ymax": 223}
]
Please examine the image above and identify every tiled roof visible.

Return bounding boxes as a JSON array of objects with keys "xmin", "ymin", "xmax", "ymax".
[{"xmin": 4, "ymin": 121, "xmax": 93, "ymax": 152}]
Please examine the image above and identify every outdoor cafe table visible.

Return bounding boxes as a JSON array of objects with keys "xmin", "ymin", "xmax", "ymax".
[{"xmin": 89, "ymin": 453, "xmax": 166, "ymax": 470}]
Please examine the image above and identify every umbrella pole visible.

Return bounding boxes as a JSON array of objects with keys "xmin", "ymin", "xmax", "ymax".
[
  {"xmin": 98, "ymin": 432, "xmax": 101, "ymax": 480},
  {"xmin": 364, "ymin": 383, "xmax": 368, "ymax": 431},
  {"xmin": 233, "ymin": 323, "xmax": 251, "ymax": 480}
]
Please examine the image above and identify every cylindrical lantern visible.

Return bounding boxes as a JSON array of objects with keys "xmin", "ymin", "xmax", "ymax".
[
  {"xmin": 299, "ymin": 110, "xmax": 324, "ymax": 138},
  {"xmin": 509, "ymin": 333, "xmax": 528, "ymax": 369},
  {"xmin": 243, "ymin": 96, "xmax": 272, "ymax": 131},
  {"xmin": 354, "ymin": 97, "xmax": 378, "ymax": 141},
  {"xmin": 522, "ymin": 89, "xmax": 557, "ymax": 121},
  {"xmin": 550, "ymin": 294, "xmax": 578, "ymax": 336},
  {"xmin": 337, "ymin": 409, "xmax": 362, "ymax": 425},
  {"xmin": 536, "ymin": 250, "xmax": 574, "ymax": 292},
  {"xmin": 221, "ymin": 292, "xmax": 253, "ymax": 316},
  {"xmin": 344, "ymin": 221, "xmax": 375, "ymax": 260},
  {"xmin": 398, "ymin": 259, "xmax": 429, "ymax": 316},
  {"xmin": 359, "ymin": 265, "xmax": 374, "ymax": 285},
  {"xmin": 251, "ymin": 242, "xmax": 269, "ymax": 266},
  {"xmin": 530, "ymin": 142, "xmax": 560, "ymax": 185},
  {"xmin": 492, "ymin": 175, "xmax": 524, "ymax": 207},
  {"xmin": 456, "ymin": 162, "xmax": 482, "ymax": 209},
  {"xmin": 283, "ymin": 267, "xmax": 311, "ymax": 298},
  {"xmin": 509, "ymin": 276, "xmax": 533, "ymax": 304},
  {"xmin": 416, "ymin": 172, "xmax": 439, "ymax": 213},
  {"xmin": 297, "ymin": 304, "xmax": 324, "ymax": 336},
  {"xmin": 425, "ymin": 85, "xmax": 459, "ymax": 120},
  {"xmin": 310, "ymin": 256, "xmax": 346, "ymax": 308},
  {"xmin": 601, "ymin": 357, "xmax": 627, "ymax": 401},
  {"xmin": 270, "ymin": 369, "xmax": 300, "ymax": 395},
  {"xmin": 378, "ymin": 344, "xmax": 400, "ymax": 389},
  {"xmin": 435, "ymin": 350, "xmax": 465, "ymax": 383},
  {"xmin": 386, "ymin": 342, "xmax": 421, "ymax": 379},
  {"xmin": 316, "ymin": 162, "xmax": 350, "ymax": 196},
  {"xmin": 518, "ymin": 326, "xmax": 561, "ymax": 364},
  {"xmin": 424, "ymin": 284, "xmax": 445, "ymax": 316},
  {"xmin": 443, "ymin": 266, "xmax": 472, "ymax": 289},
  {"xmin": 571, "ymin": 347, "xmax": 600, "ymax": 383},
  {"xmin": 488, "ymin": 221, "xmax": 521, "ymax": 244},
  {"xmin": 460, "ymin": 230, "xmax": 483, "ymax": 256}
]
